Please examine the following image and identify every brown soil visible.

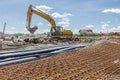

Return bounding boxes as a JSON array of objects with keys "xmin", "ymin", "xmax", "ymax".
[{"xmin": 0, "ymin": 40, "xmax": 120, "ymax": 80}]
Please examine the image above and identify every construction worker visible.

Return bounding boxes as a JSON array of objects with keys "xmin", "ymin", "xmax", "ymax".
[
  {"xmin": 99, "ymin": 32, "xmax": 103, "ymax": 39},
  {"xmin": 100, "ymin": 32, "xmax": 103, "ymax": 37}
]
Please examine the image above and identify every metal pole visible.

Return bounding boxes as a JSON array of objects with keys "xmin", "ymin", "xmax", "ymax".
[{"xmin": 3, "ymin": 22, "xmax": 6, "ymax": 34}]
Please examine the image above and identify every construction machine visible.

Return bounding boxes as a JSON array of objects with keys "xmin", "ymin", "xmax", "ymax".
[{"xmin": 26, "ymin": 5, "xmax": 73, "ymax": 39}]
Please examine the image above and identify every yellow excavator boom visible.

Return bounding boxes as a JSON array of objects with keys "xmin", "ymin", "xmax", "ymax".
[{"xmin": 26, "ymin": 5, "xmax": 56, "ymax": 33}]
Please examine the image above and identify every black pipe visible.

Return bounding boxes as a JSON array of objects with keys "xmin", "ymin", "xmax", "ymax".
[{"xmin": 0, "ymin": 46, "xmax": 69, "ymax": 59}]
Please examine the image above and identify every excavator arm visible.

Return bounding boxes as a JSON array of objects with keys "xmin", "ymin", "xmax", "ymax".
[{"xmin": 26, "ymin": 5, "xmax": 56, "ymax": 33}]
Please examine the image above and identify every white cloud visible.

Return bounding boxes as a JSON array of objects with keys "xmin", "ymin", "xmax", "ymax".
[
  {"xmin": 51, "ymin": 12, "xmax": 62, "ymax": 18},
  {"xmin": 101, "ymin": 23, "xmax": 109, "ymax": 30},
  {"xmin": 21, "ymin": 28, "xmax": 31, "ymax": 34},
  {"xmin": 84, "ymin": 25, "xmax": 99, "ymax": 33},
  {"xmin": 52, "ymin": 12, "xmax": 72, "ymax": 28},
  {"xmin": 36, "ymin": 29, "xmax": 49, "ymax": 34},
  {"xmin": 22, "ymin": 28, "xmax": 31, "ymax": 34},
  {"xmin": 62, "ymin": 18, "xmax": 70, "ymax": 22},
  {"xmin": 6, "ymin": 27, "xmax": 29, "ymax": 34},
  {"xmin": 57, "ymin": 18, "xmax": 71, "ymax": 27},
  {"xmin": 58, "ymin": 21, "xmax": 70, "ymax": 27},
  {"xmin": 37, "ymin": 22, "xmax": 44, "ymax": 26},
  {"xmin": 107, "ymin": 21, "xmax": 111, "ymax": 23},
  {"xmin": 72, "ymin": 29, "xmax": 79, "ymax": 34},
  {"xmin": 51, "ymin": 12, "xmax": 72, "ymax": 28},
  {"xmin": 102, "ymin": 8, "xmax": 120, "ymax": 14},
  {"xmin": 85, "ymin": 25, "xmax": 94, "ymax": 28},
  {"xmin": 47, "ymin": 24, "xmax": 51, "ymax": 27},
  {"xmin": 100, "ymin": 23, "xmax": 120, "ymax": 32},
  {"xmin": 35, "ymin": 5, "xmax": 53, "ymax": 13},
  {"xmin": 24, "ymin": 28, "xmax": 27, "ymax": 31},
  {"xmin": 11, "ymin": 27, "xmax": 16, "ymax": 30},
  {"xmin": 51, "ymin": 12, "xmax": 72, "ymax": 18},
  {"xmin": 93, "ymin": 29, "xmax": 99, "ymax": 33},
  {"xmin": 6, "ymin": 30, "xmax": 29, "ymax": 34},
  {"xmin": 78, "ymin": 22, "xmax": 120, "ymax": 33},
  {"xmin": 100, "ymin": 23, "xmax": 109, "ymax": 33},
  {"xmin": 109, "ymin": 26, "xmax": 120, "ymax": 32},
  {"xmin": 5, "ymin": 26, "xmax": 16, "ymax": 34},
  {"xmin": 35, "ymin": 5, "xmax": 73, "ymax": 29}
]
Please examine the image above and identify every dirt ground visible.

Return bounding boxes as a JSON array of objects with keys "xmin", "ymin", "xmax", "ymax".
[{"xmin": 0, "ymin": 39, "xmax": 119, "ymax": 80}]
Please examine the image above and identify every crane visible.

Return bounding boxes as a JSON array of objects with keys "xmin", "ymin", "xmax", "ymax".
[{"xmin": 26, "ymin": 5, "xmax": 73, "ymax": 39}]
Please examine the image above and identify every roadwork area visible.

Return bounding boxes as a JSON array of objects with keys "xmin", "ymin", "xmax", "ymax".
[{"xmin": 0, "ymin": 40, "xmax": 120, "ymax": 80}]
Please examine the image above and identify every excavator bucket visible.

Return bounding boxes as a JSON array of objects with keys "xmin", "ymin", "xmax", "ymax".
[{"xmin": 28, "ymin": 26, "xmax": 38, "ymax": 34}]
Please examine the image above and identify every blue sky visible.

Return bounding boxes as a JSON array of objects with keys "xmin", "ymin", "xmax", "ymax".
[{"xmin": 0, "ymin": 0, "xmax": 120, "ymax": 34}]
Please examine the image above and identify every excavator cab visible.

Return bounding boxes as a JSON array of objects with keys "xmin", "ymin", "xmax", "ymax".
[
  {"xmin": 50, "ymin": 26, "xmax": 63, "ymax": 36},
  {"xmin": 50, "ymin": 26, "xmax": 73, "ymax": 39},
  {"xmin": 56, "ymin": 26, "xmax": 63, "ymax": 32}
]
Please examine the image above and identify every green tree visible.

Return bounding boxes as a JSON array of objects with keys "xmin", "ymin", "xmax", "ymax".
[
  {"xmin": 79, "ymin": 32, "xmax": 85, "ymax": 36},
  {"xmin": 14, "ymin": 33, "xmax": 23, "ymax": 38},
  {"xmin": 93, "ymin": 33, "xmax": 99, "ymax": 36},
  {"xmin": 87, "ymin": 29, "xmax": 93, "ymax": 32},
  {"xmin": 108, "ymin": 32, "xmax": 114, "ymax": 36}
]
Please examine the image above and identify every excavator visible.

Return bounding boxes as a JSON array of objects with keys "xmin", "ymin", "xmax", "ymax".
[{"xmin": 26, "ymin": 5, "xmax": 73, "ymax": 39}]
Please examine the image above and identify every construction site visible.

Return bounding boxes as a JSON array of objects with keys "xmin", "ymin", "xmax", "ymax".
[{"xmin": 0, "ymin": 1, "xmax": 120, "ymax": 80}]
